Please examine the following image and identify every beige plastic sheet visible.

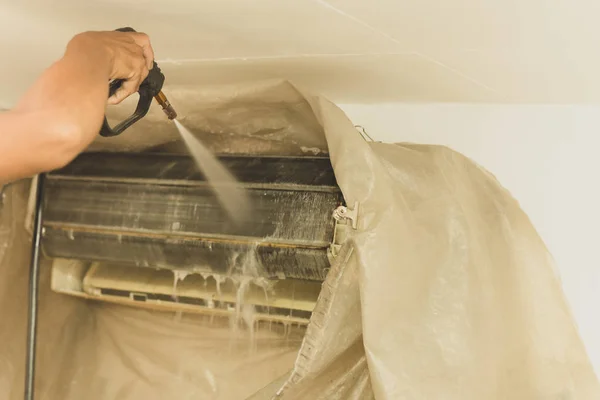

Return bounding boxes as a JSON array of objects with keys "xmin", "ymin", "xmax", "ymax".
[{"xmin": 1, "ymin": 80, "xmax": 598, "ymax": 399}]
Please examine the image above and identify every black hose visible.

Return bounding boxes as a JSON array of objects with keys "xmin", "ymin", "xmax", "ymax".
[{"xmin": 25, "ymin": 174, "xmax": 45, "ymax": 400}]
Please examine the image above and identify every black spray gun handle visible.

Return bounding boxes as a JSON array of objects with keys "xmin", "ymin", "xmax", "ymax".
[{"xmin": 99, "ymin": 27, "xmax": 165, "ymax": 137}]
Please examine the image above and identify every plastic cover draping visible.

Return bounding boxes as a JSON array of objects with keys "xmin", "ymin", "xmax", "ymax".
[{"xmin": 0, "ymin": 80, "xmax": 598, "ymax": 399}]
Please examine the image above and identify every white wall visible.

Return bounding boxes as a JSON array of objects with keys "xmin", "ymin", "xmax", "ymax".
[
  {"xmin": 3, "ymin": 0, "xmax": 600, "ymax": 105},
  {"xmin": 340, "ymin": 103, "xmax": 600, "ymax": 375}
]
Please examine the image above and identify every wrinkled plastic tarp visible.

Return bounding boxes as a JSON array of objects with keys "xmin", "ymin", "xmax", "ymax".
[{"xmin": 1, "ymin": 80, "xmax": 599, "ymax": 399}]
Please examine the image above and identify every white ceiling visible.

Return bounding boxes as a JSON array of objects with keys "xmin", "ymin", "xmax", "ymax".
[{"xmin": 1, "ymin": 0, "xmax": 599, "ymax": 104}]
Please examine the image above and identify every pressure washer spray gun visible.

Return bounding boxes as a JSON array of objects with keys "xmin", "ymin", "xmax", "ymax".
[{"xmin": 99, "ymin": 27, "xmax": 177, "ymax": 137}]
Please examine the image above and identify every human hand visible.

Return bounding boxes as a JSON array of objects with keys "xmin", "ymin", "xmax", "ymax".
[{"xmin": 66, "ymin": 30, "xmax": 155, "ymax": 105}]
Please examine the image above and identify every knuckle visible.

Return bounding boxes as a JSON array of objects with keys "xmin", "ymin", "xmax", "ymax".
[{"xmin": 136, "ymin": 32, "xmax": 150, "ymax": 42}]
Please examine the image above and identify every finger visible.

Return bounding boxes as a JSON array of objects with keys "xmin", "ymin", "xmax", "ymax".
[
  {"xmin": 140, "ymin": 65, "xmax": 150, "ymax": 82},
  {"xmin": 132, "ymin": 32, "xmax": 154, "ymax": 69},
  {"xmin": 107, "ymin": 76, "xmax": 142, "ymax": 105}
]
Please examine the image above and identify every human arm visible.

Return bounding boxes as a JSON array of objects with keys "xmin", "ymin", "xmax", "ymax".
[{"xmin": 0, "ymin": 30, "xmax": 155, "ymax": 183}]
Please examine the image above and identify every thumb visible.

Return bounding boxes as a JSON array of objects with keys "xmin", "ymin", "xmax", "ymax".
[{"xmin": 107, "ymin": 79, "xmax": 140, "ymax": 105}]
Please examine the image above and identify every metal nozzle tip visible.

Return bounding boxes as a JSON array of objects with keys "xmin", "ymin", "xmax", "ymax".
[
  {"xmin": 155, "ymin": 91, "xmax": 178, "ymax": 120},
  {"xmin": 164, "ymin": 105, "xmax": 177, "ymax": 120}
]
